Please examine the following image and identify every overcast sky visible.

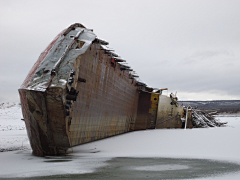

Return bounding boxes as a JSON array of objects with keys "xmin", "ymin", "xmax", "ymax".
[{"xmin": 0, "ymin": 0, "xmax": 240, "ymax": 102}]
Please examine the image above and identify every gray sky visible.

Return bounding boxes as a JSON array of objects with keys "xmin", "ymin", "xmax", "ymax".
[{"xmin": 0, "ymin": 0, "xmax": 240, "ymax": 102}]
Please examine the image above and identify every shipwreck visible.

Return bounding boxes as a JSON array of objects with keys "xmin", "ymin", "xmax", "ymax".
[{"xmin": 19, "ymin": 23, "xmax": 223, "ymax": 156}]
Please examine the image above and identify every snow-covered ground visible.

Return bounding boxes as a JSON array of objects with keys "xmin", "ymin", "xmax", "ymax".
[
  {"xmin": 0, "ymin": 103, "xmax": 29, "ymax": 152},
  {"xmin": 0, "ymin": 104, "xmax": 240, "ymax": 179}
]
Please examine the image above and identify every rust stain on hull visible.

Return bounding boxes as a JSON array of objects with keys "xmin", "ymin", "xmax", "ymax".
[{"xmin": 68, "ymin": 43, "xmax": 139, "ymax": 146}]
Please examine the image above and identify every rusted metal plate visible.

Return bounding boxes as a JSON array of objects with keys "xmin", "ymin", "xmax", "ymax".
[
  {"xmin": 69, "ymin": 43, "xmax": 139, "ymax": 146},
  {"xmin": 134, "ymin": 91, "xmax": 152, "ymax": 130},
  {"xmin": 134, "ymin": 91, "xmax": 160, "ymax": 130}
]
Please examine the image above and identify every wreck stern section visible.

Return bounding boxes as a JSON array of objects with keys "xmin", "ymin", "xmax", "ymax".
[{"xmin": 19, "ymin": 88, "xmax": 70, "ymax": 156}]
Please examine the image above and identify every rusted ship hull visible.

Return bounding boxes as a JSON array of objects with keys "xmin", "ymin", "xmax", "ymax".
[
  {"xmin": 19, "ymin": 23, "xmax": 144, "ymax": 156},
  {"xmin": 19, "ymin": 23, "xmax": 192, "ymax": 156}
]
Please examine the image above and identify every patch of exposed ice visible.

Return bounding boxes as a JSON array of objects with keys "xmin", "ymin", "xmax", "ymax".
[{"xmin": 131, "ymin": 164, "xmax": 189, "ymax": 171}]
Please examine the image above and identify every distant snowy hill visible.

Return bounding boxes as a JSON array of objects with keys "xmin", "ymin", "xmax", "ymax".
[{"xmin": 179, "ymin": 100, "xmax": 240, "ymax": 113}]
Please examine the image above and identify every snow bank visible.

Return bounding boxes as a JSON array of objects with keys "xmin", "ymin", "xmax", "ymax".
[
  {"xmin": 0, "ymin": 103, "xmax": 30, "ymax": 152},
  {"xmin": 73, "ymin": 116, "xmax": 240, "ymax": 163}
]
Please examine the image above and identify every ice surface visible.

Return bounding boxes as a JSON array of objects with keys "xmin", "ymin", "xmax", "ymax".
[
  {"xmin": 132, "ymin": 164, "xmax": 189, "ymax": 171},
  {"xmin": 0, "ymin": 104, "xmax": 240, "ymax": 179}
]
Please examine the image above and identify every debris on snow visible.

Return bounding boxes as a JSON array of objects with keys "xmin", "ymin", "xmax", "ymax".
[{"xmin": 192, "ymin": 109, "xmax": 227, "ymax": 128}]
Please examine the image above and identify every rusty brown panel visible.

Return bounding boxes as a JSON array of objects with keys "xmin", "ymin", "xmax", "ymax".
[
  {"xmin": 46, "ymin": 87, "xmax": 70, "ymax": 149},
  {"xmin": 18, "ymin": 90, "xmax": 38, "ymax": 154},
  {"xmin": 69, "ymin": 43, "xmax": 139, "ymax": 146},
  {"xmin": 134, "ymin": 91, "xmax": 152, "ymax": 130},
  {"xmin": 19, "ymin": 86, "xmax": 70, "ymax": 156},
  {"xmin": 19, "ymin": 89, "xmax": 52, "ymax": 156}
]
